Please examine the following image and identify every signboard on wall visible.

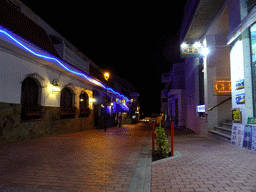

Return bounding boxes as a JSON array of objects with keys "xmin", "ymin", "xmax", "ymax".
[
  {"xmin": 213, "ymin": 78, "xmax": 231, "ymax": 95},
  {"xmin": 180, "ymin": 44, "xmax": 202, "ymax": 58},
  {"xmin": 232, "ymin": 108, "xmax": 242, "ymax": 123},
  {"xmin": 248, "ymin": 117, "xmax": 256, "ymax": 124}
]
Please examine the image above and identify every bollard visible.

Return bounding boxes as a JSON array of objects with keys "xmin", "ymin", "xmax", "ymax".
[
  {"xmin": 171, "ymin": 121, "xmax": 174, "ymax": 156},
  {"xmin": 152, "ymin": 121, "xmax": 155, "ymax": 151}
]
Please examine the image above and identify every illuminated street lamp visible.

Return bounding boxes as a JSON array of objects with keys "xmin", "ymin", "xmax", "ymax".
[
  {"xmin": 103, "ymin": 72, "xmax": 110, "ymax": 132},
  {"xmin": 104, "ymin": 72, "xmax": 110, "ymax": 81}
]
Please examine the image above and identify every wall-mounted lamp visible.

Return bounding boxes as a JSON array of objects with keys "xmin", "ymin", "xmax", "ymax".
[
  {"xmin": 89, "ymin": 98, "xmax": 96, "ymax": 102},
  {"xmin": 201, "ymin": 47, "xmax": 209, "ymax": 56},
  {"xmin": 51, "ymin": 78, "xmax": 60, "ymax": 93},
  {"xmin": 181, "ymin": 42, "xmax": 188, "ymax": 48}
]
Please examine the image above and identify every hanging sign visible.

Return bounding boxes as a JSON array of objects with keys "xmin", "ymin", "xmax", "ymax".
[{"xmin": 180, "ymin": 44, "xmax": 202, "ymax": 58}]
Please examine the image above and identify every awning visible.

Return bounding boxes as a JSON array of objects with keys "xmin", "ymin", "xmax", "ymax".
[{"xmin": 227, "ymin": 6, "xmax": 256, "ymax": 45}]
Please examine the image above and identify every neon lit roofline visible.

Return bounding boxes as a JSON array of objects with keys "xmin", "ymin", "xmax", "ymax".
[{"xmin": 0, "ymin": 26, "xmax": 129, "ymax": 100}]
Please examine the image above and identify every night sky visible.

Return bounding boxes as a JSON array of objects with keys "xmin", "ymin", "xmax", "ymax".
[{"xmin": 22, "ymin": 1, "xmax": 186, "ymax": 116}]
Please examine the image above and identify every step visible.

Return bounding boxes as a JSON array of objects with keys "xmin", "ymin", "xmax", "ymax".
[
  {"xmin": 220, "ymin": 122, "xmax": 232, "ymax": 128},
  {"xmin": 209, "ymin": 129, "xmax": 231, "ymax": 139},
  {"xmin": 225, "ymin": 119, "xmax": 233, "ymax": 124},
  {"xmin": 214, "ymin": 126, "xmax": 232, "ymax": 132}
]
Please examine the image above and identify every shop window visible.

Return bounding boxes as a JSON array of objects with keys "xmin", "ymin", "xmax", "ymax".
[
  {"xmin": 20, "ymin": 77, "xmax": 41, "ymax": 121},
  {"xmin": 250, "ymin": 23, "xmax": 256, "ymax": 115},
  {"xmin": 79, "ymin": 92, "xmax": 90, "ymax": 117},
  {"xmin": 198, "ymin": 57, "xmax": 205, "ymax": 117},
  {"xmin": 60, "ymin": 87, "xmax": 76, "ymax": 119}
]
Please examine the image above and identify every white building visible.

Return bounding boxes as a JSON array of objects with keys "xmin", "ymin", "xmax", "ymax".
[
  {"xmin": 161, "ymin": 63, "xmax": 186, "ymax": 128},
  {"xmin": 0, "ymin": 0, "xmax": 130, "ymax": 144},
  {"xmin": 181, "ymin": 0, "xmax": 256, "ymax": 149}
]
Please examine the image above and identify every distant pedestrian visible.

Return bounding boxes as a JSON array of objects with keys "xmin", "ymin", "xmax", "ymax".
[{"xmin": 118, "ymin": 113, "xmax": 122, "ymax": 128}]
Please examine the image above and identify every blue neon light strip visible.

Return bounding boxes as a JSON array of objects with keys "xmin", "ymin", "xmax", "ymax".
[{"xmin": 0, "ymin": 26, "xmax": 129, "ymax": 100}]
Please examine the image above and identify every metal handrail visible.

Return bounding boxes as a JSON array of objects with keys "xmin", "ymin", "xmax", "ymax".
[{"xmin": 208, "ymin": 97, "xmax": 231, "ymax": 111}]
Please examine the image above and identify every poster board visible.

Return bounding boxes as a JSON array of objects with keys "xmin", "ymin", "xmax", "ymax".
[
  {"xmin": 231, "ymin": 123, "xmax": 245, "ymax": 147},
  {"xmin": 242, "ymin": 125, "xmax": 256, "ymax": 150},
  {"xmin": 231, "ymin": 108, "xmax": 242, "ymax": 123}
]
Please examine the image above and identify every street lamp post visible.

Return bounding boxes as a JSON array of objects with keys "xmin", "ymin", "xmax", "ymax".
[{"xmin": 104, "ymin": 72, "xmax": 110, "ymax": 132}]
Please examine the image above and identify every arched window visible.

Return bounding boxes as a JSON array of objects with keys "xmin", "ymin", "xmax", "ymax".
[
  {"xmin": 79, "ymin": 92, "xmax": 90, "ymax": 117},
  {"xmin": 60, "ymin": 87, "xmax": 76, "ymax": 118},
  {"xmin": 20, "ymin": 77, "xmax": 41, "ymax": 120}
]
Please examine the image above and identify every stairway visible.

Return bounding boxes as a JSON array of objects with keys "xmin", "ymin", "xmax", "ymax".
[{"xmin": 209, "ymin": 119, "xmax": 232, "ymax": 141}]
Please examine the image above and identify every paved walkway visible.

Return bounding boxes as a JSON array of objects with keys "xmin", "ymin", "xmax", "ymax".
[
  {"xmin": 0, "ymin": 123, "xmax": 152, "ymax": 192},
  {"xmin": 151, "ymin": 129, "xmax": 256, "ymax": 192},
  {"xmin": 2, "ymin": 123, "xmax": 256, "ymax": 192}
]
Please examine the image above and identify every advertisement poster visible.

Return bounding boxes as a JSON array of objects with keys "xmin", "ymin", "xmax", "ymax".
[
  {"xmin": 235, "ymin": 79, "xmax": 244, "ymax": 90},
  {"xmin": 247, "ymin": 117, "xmax": 256, "ymax": 125},
  {"xmin": 252, "ymin": 127, "xmax": 256, "ymax": 150},
  {"xmin": 236, "ymin": 93, "xmax": 245, "ymax": 104},
  {"xmin": 232, "ymin": 108, "xmax": 242, "ymax": 123},
  {"xmin": 231, "ymin": 124, "xmax": 245, "ymax": 147},
  {"xmin": 243, "ymin": 126, "xmax": 252, "ymax": 149}
]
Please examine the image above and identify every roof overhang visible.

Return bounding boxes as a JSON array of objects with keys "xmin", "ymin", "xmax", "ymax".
[
  {"xmin": 0, "ymin": 26, "xmax": 130, "ymax": 100},
  {"xmin": 227, "ymin": 5, "xmax": 256, "ymax": 45},
  {"xmin": 182, "ymin": 0, "xmax": 226, "ymax": 43}
]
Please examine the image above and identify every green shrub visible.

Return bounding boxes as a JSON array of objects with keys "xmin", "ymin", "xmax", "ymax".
[{"xmin": 154, "ymin": 126, "xmax": 170, "ymax": 157}]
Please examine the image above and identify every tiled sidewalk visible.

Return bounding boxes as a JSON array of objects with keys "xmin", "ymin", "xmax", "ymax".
[
  {"xmin": 0, "ymin": 124, "xmax": 152, "ymax": 192},
  {"xmin": 151, "ymin": 130, "xmax": 256, "ymax": 192}
]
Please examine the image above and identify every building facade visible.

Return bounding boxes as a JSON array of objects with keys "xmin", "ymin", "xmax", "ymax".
[
  {"xmin": 161, "ymin": 63, "xmax": 186, "ymax": 128},
  {"xmin": 181, "ymin": 0, "xmax": 256, "ymax": 149},
  {"xmin": 0, "ymin": 0, "xmax": 132, "ymax": 145}
]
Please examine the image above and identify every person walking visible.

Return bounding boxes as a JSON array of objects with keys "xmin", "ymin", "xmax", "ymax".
[{"xmin": 118, "ymin": 113, "xmax": 122, "ymax": 128}]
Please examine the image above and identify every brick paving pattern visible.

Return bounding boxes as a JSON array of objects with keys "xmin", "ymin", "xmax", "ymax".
[
  {"xmin": 151, "ymin": 130, "xmax": 256, "ymax": 192},
  {"xmin": 0, "ymin": 123, "xmax": 151, "ymax": 192}
]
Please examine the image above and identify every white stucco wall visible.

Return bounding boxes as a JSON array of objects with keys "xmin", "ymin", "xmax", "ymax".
[{"xmin": 0, "ymin": 48, "xmax": 94, "ymax": 109}]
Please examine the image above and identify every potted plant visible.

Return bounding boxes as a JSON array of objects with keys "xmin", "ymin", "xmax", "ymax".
[{"xmin": 152, "ymin": 126, "xmax": 171, "ymax": 161}]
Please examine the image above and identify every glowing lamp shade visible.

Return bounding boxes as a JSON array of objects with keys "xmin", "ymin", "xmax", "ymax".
[
  {"xmin": 51, "ymin": 84, "xmax": 60, "ymax": 92},
  {"xmin": 181, "ymin": 42, "xmax": 188, "ymax": 48},
  {"xmin": 104, "ymin": 72, "xmax": 110, "ymax": 81},
  {"xmin": 89, "ymin": 98, "xmax": 96, "ymax": 102}
]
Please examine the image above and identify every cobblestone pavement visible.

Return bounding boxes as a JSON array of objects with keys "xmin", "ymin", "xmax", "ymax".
[
  {"xmin": 151, "ymin": 130, "xmax": 256, "ymax": 192},
  {"xmin": 0, "ymin": 123, "xmax": 151, "ymax": 192}
]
